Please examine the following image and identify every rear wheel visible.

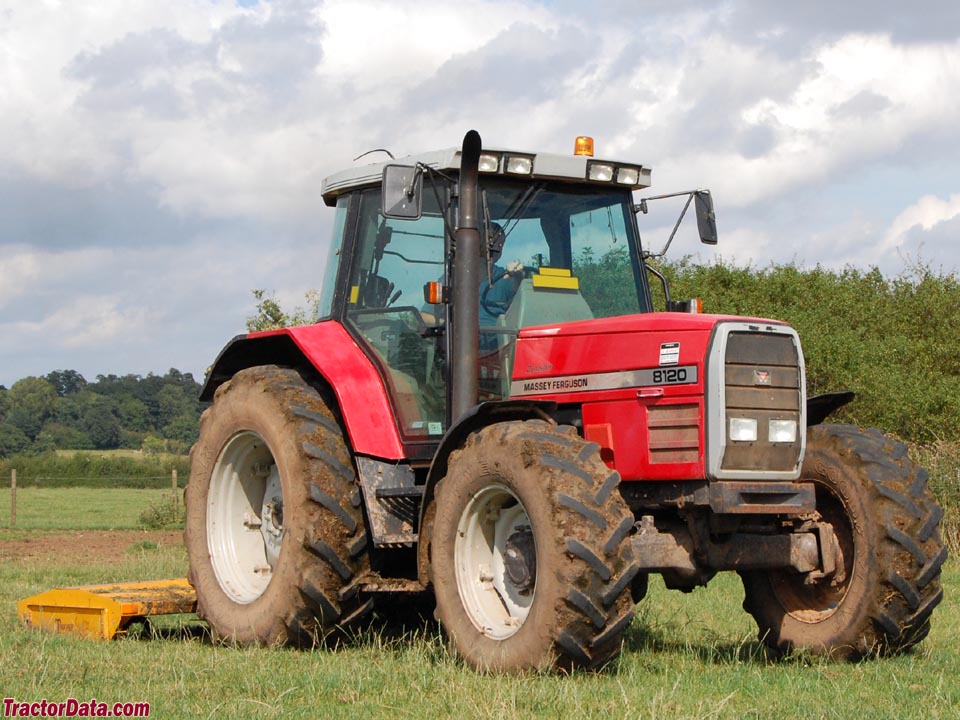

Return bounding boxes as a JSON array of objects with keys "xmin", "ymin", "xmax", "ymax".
[
  {"xmin": 741, "ymin": 424, "xmax": 945, "ymax": 658},
  {"xmin": 431, "ymin": 420, "xmax": 638, "ymax": 672},
  {"xmin": 184, "ymin": 365, "xmax": 371, "ymax": 646}
]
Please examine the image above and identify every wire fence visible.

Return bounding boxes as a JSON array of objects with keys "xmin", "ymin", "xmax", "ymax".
[{"xmin": 5, "ymin": 469, "xmax": 181, "ymax": 530}]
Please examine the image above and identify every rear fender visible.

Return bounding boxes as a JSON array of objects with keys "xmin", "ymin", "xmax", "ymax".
[{"xmin": 200, "ymin": 322, "xmax": 405, "ymax": 459}]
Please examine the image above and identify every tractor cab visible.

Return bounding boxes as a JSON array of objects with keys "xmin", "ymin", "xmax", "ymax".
[{"xmin": 318, "ymin": 137, "xmax": 712, "ymax": 440}]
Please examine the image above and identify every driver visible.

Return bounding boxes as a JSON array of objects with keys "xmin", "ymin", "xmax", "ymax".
[
  {"xmin": 421, "ymin": 222, "xmax": 523, "ymax": 341},
  {"xmin": 478, "ymin": 223, "xmax": 523, "ymax": 350}
]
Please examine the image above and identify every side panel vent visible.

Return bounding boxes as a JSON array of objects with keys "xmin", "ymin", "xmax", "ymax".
[{"xmin": 648, "ymin": 404, "xmax": 700, "ymax": 464}]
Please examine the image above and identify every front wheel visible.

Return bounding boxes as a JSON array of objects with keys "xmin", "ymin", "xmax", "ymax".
[
  {"xmin": 431, "ymin": 421, "xmax": 639, "ymax": 672},
  {"xmin": 741, "ymin": 424, "xmax": 946, "ymax": 658}
]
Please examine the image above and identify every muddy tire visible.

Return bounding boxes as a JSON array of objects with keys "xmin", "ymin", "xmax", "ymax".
[
  {"xmin": 431, "ymin": 420, "xmax": 638, "ymax": 672},
  {"xmin": 184, "ymin": 366, "xmax": 371, "ymax": 646},
  {"xmin": 741, "ymin": 424, "xmax": 945, "ymax": 658}
]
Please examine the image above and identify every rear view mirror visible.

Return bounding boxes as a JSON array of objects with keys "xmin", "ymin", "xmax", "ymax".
[
  {"xmin": 636, "ymin": 188, "xmax": 719, "ymax": 258},
  {"xmin": 695, "ymin": 191, "xmax": 717, "ymax": 245},
  {"xmin": 382, "ymin": 165, "xmax": 422, "ymax": 219}
]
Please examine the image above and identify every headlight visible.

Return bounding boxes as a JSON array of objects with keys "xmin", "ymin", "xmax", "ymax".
[
  {"xmin": 505, "ymin": 155, "xmax": 533, "ymax": 174},
  {"xmin": 478, "ymin": 153, "xmax": 500, "ymax": 172},
  {"xmin": 616, "ymin": 167, "xmax": 640, "ymax": 185},
  {"xmin": 587, "ymin": 162, "xmax": 614, "ymax": 181},
  {"xmin": 768, "ymin": 420, "xmax": 798, "ymax": 443},
  {"xmin": 729, "ymin": 417, "xmax": 758, "ymax": 442}
]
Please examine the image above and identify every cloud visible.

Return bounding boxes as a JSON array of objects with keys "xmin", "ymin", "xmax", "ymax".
[
  {"xmin": 3, "ymin": 297, "xmax": 157, "ymax": 349},
  {"xmin": 882, "ymin": 193, "xmax": 960, "ymax": 270},
  {"xmin": 658, "ymin": 34, "xmax": 960, "ymax": 210},
  {"xmin": 1, "ymin": 1, "xmax": 960, "ymax": 386},
  {"xmin": 724, "ymin": 0, "xmax": 960, "ymax": 48}
]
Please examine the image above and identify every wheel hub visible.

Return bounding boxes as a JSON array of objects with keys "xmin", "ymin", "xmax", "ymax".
[
  {"xmin": 503, "ymin": 528, "xmax": 536, "ymax": 593},
  {"xmin": 771, "ymin": 486, "xmax": 854, "ymax": 623},
  {"xmin": 259, "ymin": 465, "xmax": 284, "ymax": 570}
]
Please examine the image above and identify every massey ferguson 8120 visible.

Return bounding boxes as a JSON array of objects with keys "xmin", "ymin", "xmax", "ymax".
[{"xmin": 23, "ymin": 131, "xmax": 943, "ymax": 672}]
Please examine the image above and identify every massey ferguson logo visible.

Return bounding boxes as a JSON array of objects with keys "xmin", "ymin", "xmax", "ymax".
[{"xmin": 754, "ymin": 370, "xmax": 771, "ymax": 385}]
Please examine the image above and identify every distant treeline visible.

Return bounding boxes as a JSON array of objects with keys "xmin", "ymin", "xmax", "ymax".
[
  {"xmin": 0, "ymin": 369, "xmax": 203, "ymax": 459},
  {"xmin": 4, "ymin": 256, "xmax": 960, "ymax": 459}
]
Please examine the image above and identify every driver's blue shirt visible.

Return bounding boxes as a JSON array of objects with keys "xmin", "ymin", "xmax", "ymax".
[{"xmin": 479, "ymin": 264, "xmax": 520, "ymax": 350}]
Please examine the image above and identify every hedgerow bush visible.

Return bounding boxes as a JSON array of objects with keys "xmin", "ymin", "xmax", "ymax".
[
  {"xmin": 0, "ymin": 452, "xmax": 189, "ymax": 488},
  {"xmin": 648, "ymin": 257, "xmax": 960, "ymax": 445}
]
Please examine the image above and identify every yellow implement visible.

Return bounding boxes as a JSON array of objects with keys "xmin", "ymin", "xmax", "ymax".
[{"xmin": 17, "ymin": 578, "xmax": 197, "ymax": 640}]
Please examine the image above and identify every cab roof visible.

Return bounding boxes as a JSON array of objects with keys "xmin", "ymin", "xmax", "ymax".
[{"xmin": 321, "ymin": 145, "xmax": 652, "ymax": 207}]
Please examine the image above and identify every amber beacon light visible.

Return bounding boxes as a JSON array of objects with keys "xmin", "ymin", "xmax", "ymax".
[{"xmin": 574, "ymin": 136, "xmax": 594, "ymax": 156}]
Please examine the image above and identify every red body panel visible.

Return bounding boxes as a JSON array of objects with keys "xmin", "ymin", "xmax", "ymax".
[
  {"xmin": 512, "ymin": 313, "xmax": 785, "ymax": 481},
  {"xmin": 249, "ymin": 322, "xmax": 405, "ymax": 460}
]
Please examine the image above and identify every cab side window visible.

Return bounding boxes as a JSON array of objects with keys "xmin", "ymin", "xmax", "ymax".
[{"xmin": 345, "ymin": 189, "xmax": 448, "ymax": 439}]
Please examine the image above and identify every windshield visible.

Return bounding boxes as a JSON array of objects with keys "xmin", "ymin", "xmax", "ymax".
[{"xmin": 479, "ymin": 180, "xmax": 651, "ymax": 322}]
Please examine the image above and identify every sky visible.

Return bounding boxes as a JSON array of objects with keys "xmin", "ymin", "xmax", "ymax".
[{"xmin": 1, "ymin": 0, "xmax": 959, "ymax": 387}]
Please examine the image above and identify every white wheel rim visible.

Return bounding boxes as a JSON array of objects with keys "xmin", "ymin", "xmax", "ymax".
[
  {"xmin": 455, "ymin": 483, "xmax": 536, "ymax": 640},
  {"xmin": 207, "ymin": 431, "xmax": 283, "ymax": 603}
]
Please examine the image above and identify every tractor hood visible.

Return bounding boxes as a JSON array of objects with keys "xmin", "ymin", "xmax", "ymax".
[
  {"xmin": 518, "ymin": 311, "xmax": 782, "ymax": 339},
  {"xmin": 511, "ymin": 312, "xmax": 789, "ymax": 400}
]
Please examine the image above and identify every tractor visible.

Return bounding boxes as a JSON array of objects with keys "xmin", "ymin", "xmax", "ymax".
[{"xmin": 182, "ymin": 130, "xmax": 945, "ymax": 672}]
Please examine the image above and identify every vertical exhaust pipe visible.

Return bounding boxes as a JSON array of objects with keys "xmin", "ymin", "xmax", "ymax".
[{"xmin": 451, "ymin": 130, "xmax": 482, "ymax": 423}]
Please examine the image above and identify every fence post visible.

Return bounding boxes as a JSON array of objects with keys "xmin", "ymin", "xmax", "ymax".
[
  {"xmin": 172, "ymin": 468, "xmax": 178, "ymax": 521},
  {"xmin": 10, "ymin": 469, "xmax": 16, "ymax": 529}
]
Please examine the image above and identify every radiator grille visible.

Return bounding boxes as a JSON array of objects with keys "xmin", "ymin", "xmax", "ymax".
[{"xmin": 721, "ymin": 331, "xmax": 802, "ymax": 473}]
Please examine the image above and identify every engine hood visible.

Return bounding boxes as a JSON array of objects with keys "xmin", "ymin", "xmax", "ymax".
[
  {"xmin": 518, "ymin": 312, "xmax": 785, "ymax": 340},
  {"xmin": 511, "ymin": 312, "xmax": 790, "ymax": 398}
]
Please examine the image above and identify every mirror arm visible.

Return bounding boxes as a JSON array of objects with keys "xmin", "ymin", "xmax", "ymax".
[
  {"xmin": 404, "ymin": 164, "xmax": 424, "ymax": 199},
  {"xmin": 645, "ymin": 261, "xmax": 672, "ymax": 306},
  {"xmin": 655, "ymin": 192, "xmax": 694, "ymax": 259}
]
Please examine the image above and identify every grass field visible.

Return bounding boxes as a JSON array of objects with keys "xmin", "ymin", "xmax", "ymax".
[
  {"xmin": 0, "ymin": 495, "xmax": 956, "ymax": 719},
  {"xmin": 1, "ymin": 488, "xmax": 179, "ymax": 530}
]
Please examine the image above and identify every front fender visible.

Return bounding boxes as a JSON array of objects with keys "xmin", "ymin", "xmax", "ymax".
[{"xmin": 807, "ymin": 391, "xmax": 856, "ymax": 426}]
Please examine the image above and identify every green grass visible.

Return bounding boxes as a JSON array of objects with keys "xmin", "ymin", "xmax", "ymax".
[
  {"xmin": 1, "ymin": 537, "xmax": 957, "ymax": 720},
  {"xmin": 1, "ymin": 487, "xmax": 180, "ymax": 530},
  {"xmin": 0, "ymin": 488, "xmax": 956, "ymax": 718}
]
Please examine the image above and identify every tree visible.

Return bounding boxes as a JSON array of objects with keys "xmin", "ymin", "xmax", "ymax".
[
  {"xmin": 0, "ymin": 386, "xmax": 8, "ymax": 422},
  {"xmin": 164, "ymin": 413, "xmax": 199, "ymax": 444},
  {"xmin": 157, "ymin": 385, "xmax": 196, "ymax": 428},
  {"xmin": 246, "ymin": 289, "xmax": 320, "ymax": 331},
  {"xmin": 82, "ymin": 399, "xmax": 122, "ymax": 449},
  {"xmin": 7, "ymin": 377, "xmax": 58, "ymax": 441},
  {"xmin": 38, "ymin": 422, "xmax": 93, "ymax": 450},
  {"xmin": 118, "ymin": 396, "xmax": 151, "ymax": 433},
  {"xmin": 0, "ymin": 422, "xmax": 29, "ymax": 458},
  {"xmin": 45, "ymin": 369, "xmax": 88, "ymax": 397}
]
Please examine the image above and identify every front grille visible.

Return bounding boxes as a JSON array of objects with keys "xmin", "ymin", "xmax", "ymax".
[
  {"xmin": 706, "ymin": 323, "xmax": 806, "ymax": 481},
  {"xmin": 722, "ymin": 331, "xmax": 802, "ymax": 473}
]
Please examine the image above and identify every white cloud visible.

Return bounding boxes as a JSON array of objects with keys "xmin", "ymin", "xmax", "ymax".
[
  {"xmin": 883, "ymin": 193, "xmax": 960, "ymax": 252},
  {"xmin": 706, "ymin": 34, "xmax": 960, "ymax": 206},
  {"xmin": 0, "ymin": 247, "xmax": 115, "ymax": 311},
  {"xmin": 0, "ymin": 0, "xmax": 244, "ymax": 184},
  {"xmin": 1, "ymin": 296, "xmax": 156, "ymax": 349},
  {"xmin": 2, "ymin": 2, "xmax": 960, "ymax": 385}
]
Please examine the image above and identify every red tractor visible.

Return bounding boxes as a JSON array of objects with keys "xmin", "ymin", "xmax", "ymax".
[{"xmin": 184, "ymin": 131, "xmax": 945, "ymax": 672}]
